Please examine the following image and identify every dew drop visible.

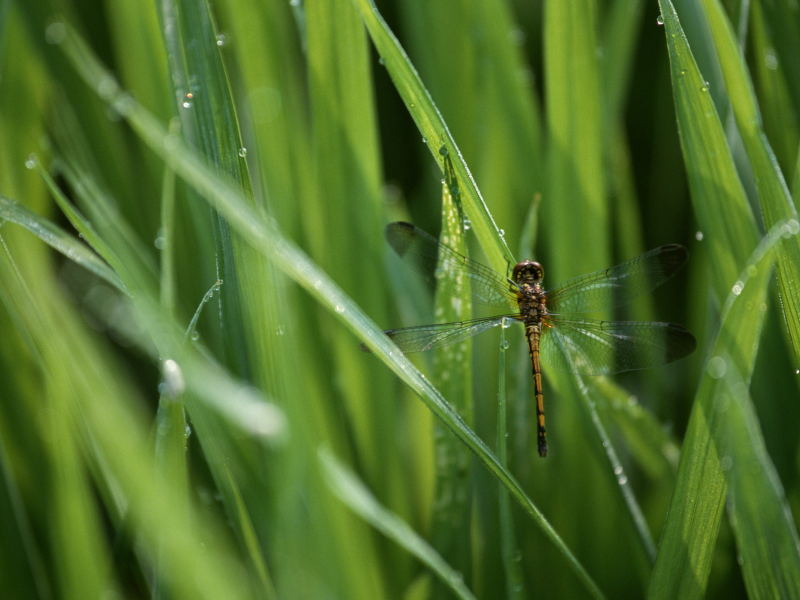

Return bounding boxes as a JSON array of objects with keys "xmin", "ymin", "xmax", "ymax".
[
  {"xmin": 707, "ymin": 356, "xmax": 727, "ymax": 379},
  {"xmin": 656, "ymin": 15, "xmax": 664, "ymax": 25},
  {"xmin": 238, "ymin": 147, "xmax": 247, "ymax": 158},
  {"xmin": 216, "ymin": 34, "xmax": 227, "ymax": 47},
  {"xmin": 335, "ymin": 304, "xmax": 345, "ymax": 314},
  {"xmin": 765, "ymin": 49, "xmax": 778, "ymax": 70},
  {"xmin": 439, "ymin": 145, "xmax": 448, "ymax": 156},
  {"xmin": 185, "ymin": 424, "xmax": 192, "ymax": 437},
  {"xmin": 378, "ymin": 56, "xmax": 386, "ymax": 66},
  {"xmin": 191, "ymin": 331, "xmax": 200, "ymax": 341},
  {"xmin": 695, "ymin": 231, "xmax": 704, "ymax": 241},
  {"xmin": 25, "ymin": 155, "xmax": 37, "ymax": 169},
  {"xmin": 45, "ymin": 22, "xmax": 67, "ymax": 44},
  {"xmin": 161, "ymin": 358, "xmax": 185, "ymax": 398},
  {"xmin": 731, "ymin": 281, "xmax": 743, "ymax": 296}
]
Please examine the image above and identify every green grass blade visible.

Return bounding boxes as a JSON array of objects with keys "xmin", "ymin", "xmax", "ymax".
[
  {"xmin": 543, "ymin": 0, "xmax": 610, "ymax": 279},
  {"xmin": 723, "ymin": 378, "xmax": 800, "ymax": 599},
  {"xmin": 497, "ymin": 322, "xmax": 526, "ymax": 600},
  {"xmin": 320, "ymin": 449, "xmax": 478, "ymax": 600},
  {"xmin": 349, "ymin": 0, "xmax": 514, "ymax": 273},
  {"xmin": 698, "ymin": 0, "xmax": 800, "ymax": 367},
  {"xmin": 159, "ymin": 0, "xmax": 253, "ymax": 378},
  {"xmin": 658, "ymin": 0, "xmax": 759, "ymax": 301},
  {"xmin": 0, "ymin": 196, "xmax": 127, "ymax": 294},
  {"xmin": 649, "ymin": 223, "xmax": 784, "ymax": 599},
  {"xmin": 429, "ymin": 158, "xmax": 473, "ymax": 582}
]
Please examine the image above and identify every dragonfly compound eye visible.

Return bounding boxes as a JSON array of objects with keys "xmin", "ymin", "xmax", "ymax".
[{"xmin": 513, "ymin": 261, "xmax": 544, "ymax": 284}]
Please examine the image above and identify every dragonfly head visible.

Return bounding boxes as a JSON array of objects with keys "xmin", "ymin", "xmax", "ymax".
[{"xmin": 513, "ymin": 261, "xmax": 543, "ymax": 286}]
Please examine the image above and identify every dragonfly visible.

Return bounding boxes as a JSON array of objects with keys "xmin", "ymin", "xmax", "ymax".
[{"xmin": 363, "ymin": 222, "xmax": 697, "ymax": 457}]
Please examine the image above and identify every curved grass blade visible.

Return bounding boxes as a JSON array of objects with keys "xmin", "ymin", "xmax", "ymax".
[
  {"xmin": 0, "ymin": 196, "xmax": 127, "ymax": 294},
  {"xmin": 658, "ymin": 0, "xmax": 759, "ymax": 302},
  {"xmin": 320, "ymin": 449, "xmax": 477, "ymax": 600},
  {"xmin": 648, "ymin": 220, "xmax": 790, "ymax": 600},
  {"xmin": 348, "ymin": 0, "xmax": 514, "ymax": 274}
]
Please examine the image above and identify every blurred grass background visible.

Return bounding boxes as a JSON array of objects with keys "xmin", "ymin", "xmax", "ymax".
[{"xmin": 1, "ymin": 0, "xmax": 799, "ymax": 598}]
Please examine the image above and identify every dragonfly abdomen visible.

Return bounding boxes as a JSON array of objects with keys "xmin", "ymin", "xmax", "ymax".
[{"xmin": 525, "ymin": 323, "xmax": 548, "ymax": 458}]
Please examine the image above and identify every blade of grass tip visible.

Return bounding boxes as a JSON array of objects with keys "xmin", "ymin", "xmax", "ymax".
[
  {"xmin": 648, "ymin": 221, "xmax": 785, "ymax": 600},
  {"xmin": 0, "ymin": 195, "xmax": 127, "ymax": 295},
  {"xmin": 29, "ymin": 154, "xmax": 129, "ymax": 283},
  {"xmin": 48, "ymin": 103, "xmax": 161, "ymax": 282},
  {"xmin": 319, "ymin": 448, "xmax": 477, "ymax": 600},
  {"xmin": 698, "ymin": 0, "xmax": 800, "ymax": 368},
  {"xmin": 184, "ymin": 279, "xmax": 223, "ymax": 344},
  {"xmin": 349, "ymin": 0, "xmax": 514, "ymax": 274},
  {"xmin": 497, "ymin": 321, "xmax": 526, "ymax": 600},
  {"xmin": 60, "ymin": 35, "xmax": 605, "ymax": 599}
]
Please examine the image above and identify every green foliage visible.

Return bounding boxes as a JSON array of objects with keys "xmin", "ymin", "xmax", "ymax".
[{"xmin": 0, "ymin": 0, "xmax": 799, "ymax": 598}]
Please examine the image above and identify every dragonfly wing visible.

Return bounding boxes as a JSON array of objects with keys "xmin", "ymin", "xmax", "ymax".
[
  {"xmin": 361, "ymin": 315, "xmax": 520, "ymax": 353},
  {"xmin": 539, "ymin": 316, "xmax": 697, "ymax": 375},
  {"xmin": 546, "ymin": 245, "xmax": 689, "ymax": 313},
  {"xmin": 385, "ymin": 222, "xmax": 518, "ymax": 309}
]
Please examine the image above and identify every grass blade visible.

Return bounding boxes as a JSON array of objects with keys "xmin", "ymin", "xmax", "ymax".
[
  {"xmin": 698, "ymin": 0, "xmax": 800, "ymax": 367},
  {"xmin": 649, "ymin": 221, "xmax": 787, "ymax": 599},
  {"xmin": 320, "ymin": 449, "xmax": 478, "ymax": 600},
  {"xmin": 349, "ymin": 0, "xmax": 514, "ymax": 273},
  {"xmin": 0, "ymin": 196, "xmax": 127, "ymax": 294}
]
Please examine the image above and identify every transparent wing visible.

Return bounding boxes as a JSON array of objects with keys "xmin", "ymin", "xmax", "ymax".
[
  {"xmin": 360, "ymin": 315, "xmax": 521, "ymax": 353},
  {"xmin": 539, "ymin": 315, "xmax": 697, "ymax": 375},
  {"xmin": 545, "ymin": 245, "xmax": 689, "ymax": 314},
  {"xmin": 385, "ymin": 222, "xmax": 518, "ymax": 309}
]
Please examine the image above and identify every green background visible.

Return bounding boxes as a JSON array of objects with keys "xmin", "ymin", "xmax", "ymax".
[{"xmin": 1, "ymin": 0, "xmax": 799, "ymax": 598}]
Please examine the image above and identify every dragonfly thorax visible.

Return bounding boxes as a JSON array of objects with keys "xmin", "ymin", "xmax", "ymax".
[{"xmin": 513, "ymin": 260, "xmax": 543, "ymax": 286}]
